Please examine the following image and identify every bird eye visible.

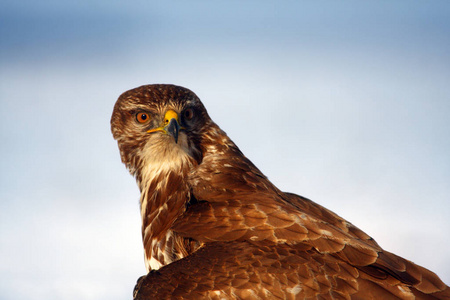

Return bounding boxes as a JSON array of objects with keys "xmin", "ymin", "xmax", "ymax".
[
  {"xmin": 136, "ymin": 112, "xmax": 150, "ymax": 124},
  {"xmin": 184, "ymin": 108, "xmax": 194, "ymax": 121}
]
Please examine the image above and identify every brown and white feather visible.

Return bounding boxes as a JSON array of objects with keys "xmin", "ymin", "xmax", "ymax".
[{"xmin": 111, "ymin": 84, "xmax": 449, "ymax": 299}]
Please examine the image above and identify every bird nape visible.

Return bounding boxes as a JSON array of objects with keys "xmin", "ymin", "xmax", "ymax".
[{"xmin": 111, "ymin": 84, "xmax": 449, "ymax": 299}]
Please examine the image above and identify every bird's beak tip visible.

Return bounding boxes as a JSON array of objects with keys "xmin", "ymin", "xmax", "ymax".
[{"xmin": 166, "ymin": 118, "xmax": 180, "ymax": 144}]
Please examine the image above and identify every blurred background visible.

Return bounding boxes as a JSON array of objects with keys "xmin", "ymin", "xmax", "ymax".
[{"xmin": 1, "ymin": 1, "xmax": 449, "ymax": 299}]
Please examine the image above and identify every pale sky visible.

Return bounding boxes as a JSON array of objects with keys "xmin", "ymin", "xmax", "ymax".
[{"xmin": 1, "ymin": 1, "xmax": 449, "ymax": 299}]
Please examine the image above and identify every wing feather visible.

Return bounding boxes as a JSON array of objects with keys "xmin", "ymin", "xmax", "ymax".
[
  {"xmin": 135, "ymin": 241, "xmax": 437, "ymax": 299},
  {"xmin": 171, "ymin": 187, "xmax": 449, "ymax": 298}
]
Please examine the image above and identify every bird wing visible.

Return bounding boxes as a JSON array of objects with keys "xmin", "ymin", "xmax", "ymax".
[
  {"xmin": 168, "ymin": 182, "xmax": 449, "ymax": 298},
  {"xmin": 134, "ymin": 240, "xmax": 374, "ymax": 299},
  {"xmin": 134, "ymin": 239, "xmax": 449, "ymax": 299}
]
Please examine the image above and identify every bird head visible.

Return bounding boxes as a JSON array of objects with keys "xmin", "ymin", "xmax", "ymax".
[{"xmin": 111, "ymin": 84, "xmax": 209, "ymax": 181}]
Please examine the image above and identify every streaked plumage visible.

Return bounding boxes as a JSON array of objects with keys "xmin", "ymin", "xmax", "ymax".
[{"xmin": 111, "ymin": 84, "xmax": 449, "ymax": 299}]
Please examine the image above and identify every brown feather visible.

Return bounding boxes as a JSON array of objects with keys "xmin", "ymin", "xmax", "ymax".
[{"xmin": 111, "ymin": 84, "xmax": 449, "ymax": 299}]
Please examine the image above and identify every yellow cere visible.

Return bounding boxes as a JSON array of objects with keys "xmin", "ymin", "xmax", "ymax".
[{"xmin": 164, "ymin": 110, "xmax": 179, "ymax": 124}]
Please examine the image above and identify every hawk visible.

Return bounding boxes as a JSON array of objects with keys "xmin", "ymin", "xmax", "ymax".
[{"xmin": 111, "ymin": 84, "xmax": 449, "ymax": 299}]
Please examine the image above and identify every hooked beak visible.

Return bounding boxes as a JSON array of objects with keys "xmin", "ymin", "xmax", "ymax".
[
  {"xmin": 165, "ymin": 118, "xmax": 179, "ymax": 143},
  {"xmin": 147, "ymin": 110, "xmax": 181, "ymax": 143}
]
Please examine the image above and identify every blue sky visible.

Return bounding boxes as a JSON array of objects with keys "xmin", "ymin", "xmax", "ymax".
[{"xmin": 1, "ymin": 1, "xmax": 449, "ymax": 299}]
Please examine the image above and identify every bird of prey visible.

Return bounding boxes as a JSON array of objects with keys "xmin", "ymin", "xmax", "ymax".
[{"xmin": 111, "ymin": 84, "xmax": 449, "ymax": 299}]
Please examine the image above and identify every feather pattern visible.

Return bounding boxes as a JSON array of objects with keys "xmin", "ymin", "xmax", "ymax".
[{"xmin": 111, "ymin": 84, "xmax": 449, "ymax": 299}]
